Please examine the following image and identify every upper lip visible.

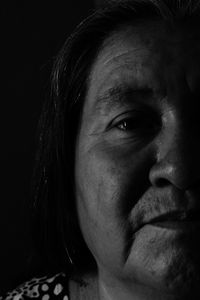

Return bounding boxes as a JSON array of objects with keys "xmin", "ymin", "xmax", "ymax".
[{"xmin": 149, "ymin": 209, "xmax": 200, "ymax": 224}]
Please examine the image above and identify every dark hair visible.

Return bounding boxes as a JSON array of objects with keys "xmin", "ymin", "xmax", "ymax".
[{"xmin": 31, "ymin": 0, "xmax": 200, "ymax": 274}]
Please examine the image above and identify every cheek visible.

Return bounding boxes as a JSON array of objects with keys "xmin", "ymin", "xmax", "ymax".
[
  {"xmin": 75, "ymin": 141, "xmax": 152, "ymax": 224},
  {"xmin": 75, "ymin": 141, "xmax": 154, "ymax": 269},
  {"xmin": 75, "ymin": 146, "xmax": 127, "ymax": 265}
]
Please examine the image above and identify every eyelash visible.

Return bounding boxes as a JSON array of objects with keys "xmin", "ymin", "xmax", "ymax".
[
  {"xmin": 115, "ymin": 117, "xmax": 140, "ymax": 131},
  {"xmin": 111, "ymin": 111, "xmax": 160, "ymax": 135}
]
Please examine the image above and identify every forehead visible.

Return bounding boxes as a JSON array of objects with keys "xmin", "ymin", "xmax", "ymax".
[{"xmin": 86, "ymin": 20, "xmax": 200, "ymax": 111}]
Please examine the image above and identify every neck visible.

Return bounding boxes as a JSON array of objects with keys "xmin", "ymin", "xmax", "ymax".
[
  {"xmin": 69, "ymin": 270, "xmax": 99, "ymax": 300},
  {"xmin": 69, "ymin": 269, "xmax": 196, "ymax": 300},
  {"xmin": 97, "ymin": 270, "xmax": 183, "ymax": 300}
]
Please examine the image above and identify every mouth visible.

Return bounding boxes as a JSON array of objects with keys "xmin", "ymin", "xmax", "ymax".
[{"xmin": 148, "ymin": 210, "xmax": 200, "ymax": 229}]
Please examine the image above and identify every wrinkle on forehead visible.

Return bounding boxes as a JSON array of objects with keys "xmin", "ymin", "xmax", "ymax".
[
  {"xmin": 101, "ymin": 47, "xmax": 148, "ymax": 67},
  {"xmin": 85, "ymin": 20, "xmax": 200, "ymax": 116},
  {"xmin": 92, "ymin": 52, "xmax": 151, "ymax": 98},
  {"xmin": 93, "ymin": 24, "xmax": 157, "ymax": 69},
  {"xmin": 88, "ymin": 38, "xmax": 158, "ymax": 103},
  {"xmin": 88, "ymin": 22, "xmax": 164, "ymax": 93},
  {"xmin": 91, "ymin": 19, "xmax": 200, "ymax": 74}
]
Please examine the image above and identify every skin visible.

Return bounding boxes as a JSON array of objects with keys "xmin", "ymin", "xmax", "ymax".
[{"xmin": 74, "ymin": 20, "xmax": 200, "ymax": 299}]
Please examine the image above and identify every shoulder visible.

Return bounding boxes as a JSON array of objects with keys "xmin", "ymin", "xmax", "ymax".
[{"xmin": 0, "ymin": 273, "xmax": 69, "ymax": 300}]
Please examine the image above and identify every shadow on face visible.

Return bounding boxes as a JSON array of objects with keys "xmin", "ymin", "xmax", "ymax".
[{"xmin": 75, "ymin": 19, "xmax": 200, "ymax": 299}]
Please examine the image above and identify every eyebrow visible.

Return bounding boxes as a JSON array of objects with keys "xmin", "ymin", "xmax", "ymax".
[{"xmin": 94, "ymin": 85, "xmax": 153, "ymax": 112}]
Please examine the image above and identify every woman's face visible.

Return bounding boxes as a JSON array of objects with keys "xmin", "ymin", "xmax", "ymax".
[{"xmin": 75, "ymin": 20, "xmax": 200, "ymax": 297}]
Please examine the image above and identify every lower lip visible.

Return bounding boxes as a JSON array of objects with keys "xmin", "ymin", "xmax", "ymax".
[{"xmin": 151, "ymin": 220, "xmax": 200, "ymax": 230}]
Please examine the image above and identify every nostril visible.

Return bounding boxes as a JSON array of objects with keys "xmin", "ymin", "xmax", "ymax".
[{"xmin": 154, "ymin": 178, "xmax": 169, "ymax": 187}]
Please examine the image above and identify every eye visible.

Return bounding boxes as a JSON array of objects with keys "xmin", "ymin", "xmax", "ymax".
[
  {"xmin": 116, "ymin": 118, "xmax": 140, "ymax": 131},
  {"xmin": 111, "ymin": 110, "xmax": 161, "ymax": 136}
]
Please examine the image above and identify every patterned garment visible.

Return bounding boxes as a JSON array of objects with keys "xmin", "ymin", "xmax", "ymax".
[{"xmin": 0, "ymin": 273, "xmax": 69, "ymax": 300}]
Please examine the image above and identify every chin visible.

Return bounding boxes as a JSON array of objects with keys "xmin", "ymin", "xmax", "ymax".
[
  {"xmin": 144, "ymin": 246, "xmax": 200, "ymax": 299},
  {"xmin": 125, "ymin": 225, "xmax": 200, "ymax": 299},
  {"xmin": 163, "ymin": 256, "xmax": 200, "ymax": 299}
]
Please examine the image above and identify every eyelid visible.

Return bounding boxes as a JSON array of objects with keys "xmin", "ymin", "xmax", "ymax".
[
  {"xmin": 107, "ymin": 109, "xmax": 145, "ymax": 129},
  {"xmin": 107, "ymin": 108, "xmax": 162, "ymax": 138}
]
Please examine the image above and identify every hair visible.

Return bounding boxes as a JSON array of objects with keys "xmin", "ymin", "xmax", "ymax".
[{"xmin": 31, "ymin": 0, "xmax": 200, "ymax": 275}]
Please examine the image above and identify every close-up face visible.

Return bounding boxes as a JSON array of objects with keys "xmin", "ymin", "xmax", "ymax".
[{"xmin": 75, "ymin": 19, "xmax": 200, "ymax": 297}]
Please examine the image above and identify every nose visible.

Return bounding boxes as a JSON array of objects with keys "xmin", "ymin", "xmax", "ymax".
[{"xmin": 149, "ymin": 109, "xmax": 200, "ymax": 191}]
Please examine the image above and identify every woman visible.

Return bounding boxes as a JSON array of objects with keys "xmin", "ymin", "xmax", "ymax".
[{"xmin": 3, "ymin": 0, "xmax": 200, "ymax": 299}]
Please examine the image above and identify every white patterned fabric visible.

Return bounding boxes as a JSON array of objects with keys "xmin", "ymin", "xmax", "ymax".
[{"xmin": 0, "ymin": 273, "xmax": 69, "ymax": 300}]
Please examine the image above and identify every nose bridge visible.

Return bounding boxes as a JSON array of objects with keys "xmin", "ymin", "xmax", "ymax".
[{"xmin": 150, "ymin": 109, "xmax": 200, "ymax": 190}]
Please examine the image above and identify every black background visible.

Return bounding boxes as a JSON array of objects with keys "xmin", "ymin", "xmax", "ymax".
[{"xmin": 1, "ymin": 1, "xmax": 95, "ymax": 292}]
